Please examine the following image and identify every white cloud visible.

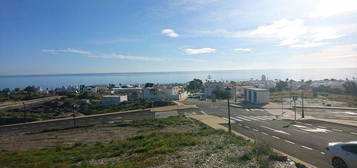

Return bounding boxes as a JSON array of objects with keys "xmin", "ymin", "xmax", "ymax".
[
  {"xmin": 184, "ymin": 48, "xmax": 216, "ymax": 54},
  {"xmin": 291, "ymin": 44, "xmax": 357, "ymax": 60},
  {"xmin": 286, "ymin": 44, "xmax": 357, "ymax": 68},
  {"xmin": 42, "ymin": 48, "xmax": 163, "ymax": 62},
  {"xmin": 195, "ymin": 19, "xmax": 357, "ymax": 48},
  {"xmin": 42, "ymin": 48, "xmax": 91, "ymax": 55},
  {"xmin": 234, "ymin": 48, "xmax": 251, "ymax": 52},
  {"xmin": 161, "ymin": 29, "xmax": 179, "ymax": 38},
  {"xmin": 248, "ymin": 19, "xmax": 347, "ymax": 48},
  {"xmin": 309, "ymin": 0, "xmax": 357, "ymax": 18},
  {"xmin": 89, "ymin": 54, "xmax": 164, "ymax": 62}
]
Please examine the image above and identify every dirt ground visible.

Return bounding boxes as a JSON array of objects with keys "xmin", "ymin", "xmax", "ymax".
[
  {"xmin": 0, "ymin": 121, "xmax": 198, "ymax": 151},
  {"xmin": 0, "ymin": 125, "xmax": 139, "ymax": 151}
]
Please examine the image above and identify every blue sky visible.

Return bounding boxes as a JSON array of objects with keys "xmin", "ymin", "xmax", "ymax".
[{"xmin": 1, "ymin": 0, "xmax": 357, "ymax": 75}]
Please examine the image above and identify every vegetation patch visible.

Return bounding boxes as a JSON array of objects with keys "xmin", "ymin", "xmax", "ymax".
[{"xmin": 0, "ymin": 116, "xmax": 294, "ymax": 168}]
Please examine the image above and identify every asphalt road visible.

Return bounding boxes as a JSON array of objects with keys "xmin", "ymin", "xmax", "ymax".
[{"xmin": 184, "ymin": 98, "xmax": 357, "ymax": 168}]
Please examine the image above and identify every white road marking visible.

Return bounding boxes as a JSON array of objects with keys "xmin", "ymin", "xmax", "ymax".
[
  {"xmin": 240, "ymin": 116, "xmax": 258, "ymax": 121},
  {"xmin": 251, "ymin": 116, "xmax": 267, "ymax": 120},
  {"xmin": 260, "ymin": 126, "xmax": 290, "ymax": 135},
  {"xmin": 284, "ymin": 140, "xmax": 295, "ymax": 144},
  {"xmin": 293, "ymin": 125, "xmax": 330, "ymax": 133},
  {"xmin": 351, "ymin": 132, "xmax": 357, "ymax": 135},
  {"xmin": 301, "ymin": 146, "xmax": 313, "ymax": 150},
  {"xmin": 200, "ymin": 111, "xmax": 207, "ymax": 115},
  {"xmin": 231, "ymin": 117, "xmax": 243, "ymax": 122},
  {"xmin": 331, "ymin": 111, "xmax": 357, "ymax": 115},
  {"xmin": 222, "ymin": 117, "xmax": 228, "ymax": 120},
  {"xmin": 238, "ymin": 123, "xmax": 242, "ymax": 126},
  {"xmin": 293, "ymin": 129, "xmax": 309, "ymax": 134},
  {"xmin": 321, "ymin": 152, "xmax": 325, "ymax": 155},
  {"xmin": 244, "ymin": 126, "xmax": 250, "ymax": 129},
  {"xmin": 332, "ymin": 129, "xmax": 343, "ymax": 132},
  {"xmin": 261, "ymin": 132, "xmax": 268, "ymax": 135},
  {"xmin": 293, "ymin": 125, "xmax": 307, "ymax": 128},
  {"xmin": 305, "ymin": 123, "xmax": 312, "ymax": 126},
  {"xmin": 253, "ymin": 129, "xmax": 259, "ymax": 132},
  {"xmin": 235, "ymin": 116, "xmax": 251, "ymax": 121},
  {"xmin": 272, "ymin": 136, "xmax": 280, "ymax": 139},
  {"xmin": 317, "ymin": 126, "xmax": 326, "ymax": 128},
  {"xmin": 245, "ymin": 109, "xmax": 250, "ymax": 112}
]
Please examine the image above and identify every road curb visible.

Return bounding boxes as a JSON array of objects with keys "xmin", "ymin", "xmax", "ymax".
[{"xmin": 188, "ymin": 114, "xmax": 318, "ymax": 168}]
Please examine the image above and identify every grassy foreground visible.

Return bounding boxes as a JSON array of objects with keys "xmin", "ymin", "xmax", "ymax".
[{"xmin": 0, "ymin": 116, "xmax": 289, "ymax": 168}]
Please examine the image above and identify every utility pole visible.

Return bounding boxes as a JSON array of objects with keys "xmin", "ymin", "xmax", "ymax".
[
  {"xmin": 23, "ymin": 102, "xmax": 26, "ymax": 123},
  {"xmin": 72, "ymin": 104, "xmax": 77, "ymax": 128},
  {"xmin": 301, "ymin": 90, "xmax": 305, "ymax": 118},
  {"xmin": 227, "ymin": 97, "xmax": 231, "ymax": 133},
  {"xmin": 294, "ymin": 98, "xmax": 297, "ymax": 121},
  {"xmin": 281, "ymin": 94, "xmax": 284, "ymax": 115}
]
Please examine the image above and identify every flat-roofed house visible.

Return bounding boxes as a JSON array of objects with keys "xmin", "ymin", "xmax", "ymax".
[
  {"xmin": 244, "ymin": 88, "xmax": 269, "ymax": 104},
  {"xmin": 101, "ymin": 95, "xmax": 128, "ymax": 105}
]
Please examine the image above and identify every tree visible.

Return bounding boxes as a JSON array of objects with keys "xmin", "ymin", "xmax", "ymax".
[
  {"xmin": 144, "ymin": 83, "xmax": 154, "ymax": 88},
  {"xmin": 2, "ymin": 88, "xmax": 10, "ymax": 93},
  {"xmin": 186, "ymin": 79, "xmax": 203, "ymax": 93},
  {"xmin": 275, "ymin": 81, "xmax": 289, "ymax": 91},
  {"xmin": 24, "ymin": 86, "xmax": 37, "ymax": 93},
  {"xmin": 212, "ymin": 88, "xmax": 231, "ymax": 99},
  {"xmin": 108, "ymin": 84, "xmax": 116, "ymax": 89}
]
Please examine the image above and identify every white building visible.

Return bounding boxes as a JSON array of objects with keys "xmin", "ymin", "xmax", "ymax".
[
  {"xmin": 83, "ymin": 86, "xmax": 98, "ymax": 93},
  {"xmin": 143, "ymin": 86, "xmax": 188, "ymax": 101},
  {"xmin": 244, "ymin": 88, "xmax": 270, "ymax": 104},
  {"xmin": 93, "ymin": 85, "xmax": 109, "ymax": 93},
  {"xmin": 100, "ymin": 95, "xmax": 128, "ymax": 105}
]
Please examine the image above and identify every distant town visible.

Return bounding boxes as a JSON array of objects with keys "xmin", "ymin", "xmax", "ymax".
[
  {"xmin": 1, "ymin": 75, "xmax": 357, "ymax": 124},
  {"xmin": 1, "ymin": 75, "xmax": 357, "ymax": 168}
]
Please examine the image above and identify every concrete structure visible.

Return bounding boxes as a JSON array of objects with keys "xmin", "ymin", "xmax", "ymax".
[
  {"xmin": 143, "ymin": 86, "xmax": 188, "ymax": 101},
  {"xmin": 101, "ymin": 95, "xmax": 128, "ymax": 105},
  {"xmin": 93, "ymin": 85, "xmax": 109, "ymax": 93},
  {"xmin": 244, "ymin": 88, "xmax": 269, "ymax": 104},
  {"xmin": 112, "ymin": 87, "xmax": 143, "ymax": 100}
]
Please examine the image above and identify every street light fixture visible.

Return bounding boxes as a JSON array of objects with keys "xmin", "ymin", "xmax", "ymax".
[
  {"xmin": 72, "ymin": 104, "xmax": 79, "ymax": 128},
  {"xmin": 225, "ymin": 87, "xmax": 231, "ymax": 133}
]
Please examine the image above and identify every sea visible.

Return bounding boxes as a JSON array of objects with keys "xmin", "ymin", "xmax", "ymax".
[{"xmin": 0, "ymin": 68, "xmax": 356, "ymax": 89}]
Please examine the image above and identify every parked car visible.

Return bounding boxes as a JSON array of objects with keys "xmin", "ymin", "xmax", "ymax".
[{"xmin": 326, "ymin": 141, "xmax": 357, "ymax": 168}]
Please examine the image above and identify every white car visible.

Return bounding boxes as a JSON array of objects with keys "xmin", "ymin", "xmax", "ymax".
[{"xmin": 326, "ymin": 141, "xmax": 357, "ymax": 168}]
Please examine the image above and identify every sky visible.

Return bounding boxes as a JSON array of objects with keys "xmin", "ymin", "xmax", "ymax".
[{"xmin": 1, "ymin": 0, "xmax": 357, "ymax": 75}]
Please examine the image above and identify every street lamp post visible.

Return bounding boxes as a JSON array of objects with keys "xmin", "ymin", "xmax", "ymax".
[
  {"xmin": 225, "ymin": 87, "xmax": 232, "ymax": 133},
  {"xmin": 227, "ymin": 97, "xmax": 231, "ymax": 133},
  {"xmin": 301, "ymin": 90, "xmax": 305, "ymax": 118},
  {"xmin": 23, "ymin": 102, "xmax": 26, "ymax": 123},
  {"xmin": 72, "ymin": 104, "xmax": 78, "ymax": 128}
]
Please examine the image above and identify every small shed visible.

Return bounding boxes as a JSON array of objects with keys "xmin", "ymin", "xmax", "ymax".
[{"xmin": 244, "ymin": 88, "xmax": 269, "ymax": 104}]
